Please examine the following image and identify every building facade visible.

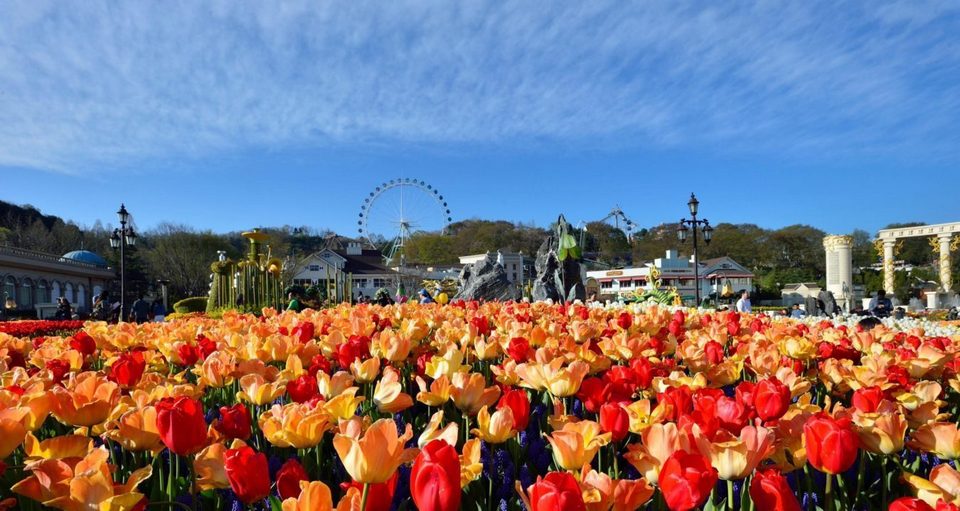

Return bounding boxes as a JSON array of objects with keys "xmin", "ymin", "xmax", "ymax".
[
  {"xmin": 291, "ymin": 241, "xmax": 400, "ymax": 301},
  {"xmin": 587, "ymin": 250, "xmax": 754, "ymax": 303},
  {"xmin": 1, "ymin": 246, "xmax": 115, "ymax": 317}
]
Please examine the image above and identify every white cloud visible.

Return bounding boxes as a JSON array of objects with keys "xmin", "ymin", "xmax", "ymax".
[{"xmin": 0, "ymin": 0, "xmax": 957, "ymax": 173}]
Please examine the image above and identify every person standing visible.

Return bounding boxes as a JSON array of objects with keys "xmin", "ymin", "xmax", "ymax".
[
  {"xmin": 152, "ymin": 299, "xmax": 166, "ymax": 322},
  {"xmin": 129, "ymin": 295, "xmax": 150, "ymax": 323},
  {"xmin": 286, "ymin": 292, "xmax": 301, "ymax": 312},
  {"xmin": 735, "ymin": 290, "xmax": 752, "ymax": 313}
]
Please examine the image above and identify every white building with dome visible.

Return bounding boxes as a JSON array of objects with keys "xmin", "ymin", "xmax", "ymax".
[{"xmin": 0, "ymin": 246, "xmax": 115, "ymax": 318}]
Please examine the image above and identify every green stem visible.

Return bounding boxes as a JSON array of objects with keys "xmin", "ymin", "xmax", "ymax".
[
  {"xmin": 825, "ymin": 473, "xmax": 834, "ymax": 511},
  {"xmin": 727, "ymin": 479, "xmax": 734, "ymax": 511},
  {"xmin": 190, "ymin": 455, "xmax": 198, "ymax": 511},
  {"xmin": 360, "ymin": 482, "xmax": 370, "ymax": 511},
  {"xmin": 852, "ymin": 453, "xmax": 866, "ymax": 509}
]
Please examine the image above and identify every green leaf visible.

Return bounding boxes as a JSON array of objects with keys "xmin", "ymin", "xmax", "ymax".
[
  {"xmin": 269, "ymin": 495, "xmax": 283, "ymax": 511},
  {"xmin": 559, "ymin": 233, "xmax": 577, "ymax": 250}
]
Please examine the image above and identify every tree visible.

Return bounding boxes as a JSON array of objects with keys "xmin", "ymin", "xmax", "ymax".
[{"xmin": 141, "ymin": 224, "xmax": 235, "ymax": 301}]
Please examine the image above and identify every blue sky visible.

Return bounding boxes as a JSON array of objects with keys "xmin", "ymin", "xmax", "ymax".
[{"xmin": 1, "ymin": 1, "xmax": 958, "ymax": 238}]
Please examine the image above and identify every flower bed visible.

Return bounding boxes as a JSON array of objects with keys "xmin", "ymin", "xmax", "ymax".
[
  {"xmin": 0, "ymin": 319, "xmax": 84, "ymax": 338},
  {"xmin": 0, "ymin": 303, "xmax": 958, "ymax": 510}
]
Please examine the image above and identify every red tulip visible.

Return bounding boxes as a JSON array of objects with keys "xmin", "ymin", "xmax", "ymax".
[
  {"xmin": 599, "ymin": 402, "xmax": 630, "ymax": 442},
  {"xmin": 658, "ymin": 386, "xmax": 694, "ymax": 422},
  {"xmin": 497, "ymin": 389, "xmax": 531, "ymax": 431},
  {"xmin": 197, "ymin": 334, "xmax": 217, "ymax": 359},
  {"xmin": 888, "ymin": 498, "xmax": 934, "ymax": 511},
  {"xmin": 292, "ymin": 322, "xmax": 315, "ymax": 344},
  {"xmin": 216, "ymin": 403, "xmax": 251, "ymax": 440},
  {"xmin": 69, "ymin": 331, "xmax": 96, "ymax": 356},
  {"xmin": 735, "ymin": 381, "xmax": 757, "ymax": 415},
  {"xmin": 155, "ymin": 397, "xmax": 208, "ymax": 455},
  {"xmin": 659, "ymin": 451, "xmax": 718, "ymax": 511},
  {"xmin": 577, "ymin": 377, "xmax": 610, "ymax": 414},
  {"xmin": 852, "ymin": 386, "xmax": 885, "ymax": 413},
  {"xmin": 715, "ymin": 396, "xmax": 749, "ymax": 434},
  {"xmin": 276, "ymin": 458, "xmax": 310, "ymax": 500},
  {"xmin": 411, "ymin": 440, "xmax": 461, "ymax": 511},
  {"xmin": 527, "ymin": 471, "xmax": 586, "ymax": 511},
  {"xmin": 176, "ymin": 343, "xmax": 201, "ymax": 366},
  {"xmin": 617, "ymin": 312, "xmax": 632, "ymax": 330},
  {"xmin": 108, "ymin": 351, "xmax": 145, "ymax": 387},
  {"xmin": 224, "ymin": 445, "xmax": 271, "ymax": 504},
  {"xmin": 704, "ymin": 341, "xmax": 724, "ymax": 365},
  {"xmin": 754, "ymin": 377, "xmax": 791, "ymax": 422},
  {"xmin": 749, "ymin": 468, "xmax": 801, "ymax": 511},
  {"xmin": 45, "ymin": 359, "xmax": 69, "ymax": 383},
  {"xmin": 287, "ymin": 374, "xmax": 320, "ymax": 403},
  {"xmin": 507, "ymin": 337, "xmax": 532, "ymax": 363},
  {"xmin": 341, "ymin": 472, "xmax": 398, "ymax": 511},
  {"xmin": 803, "ymin": 413, "xmax": 860, "ymax": 474}
]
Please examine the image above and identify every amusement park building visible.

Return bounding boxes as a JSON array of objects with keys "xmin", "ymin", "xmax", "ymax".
[
  {"xmin": 587, "ymin": 249, "xmax": 754, "ymax": 302},
  {"xmin": 0, "ymin": 246, "xmax": 115, "ymax": 317},
  {"xmin": 290, "ymin": 241, "xmax": 400, "ymax": 301}
]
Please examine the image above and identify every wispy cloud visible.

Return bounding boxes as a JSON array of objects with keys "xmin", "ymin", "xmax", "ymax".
[{"xmin": 0, "ymin": 1, "xmax": 957, "ymax": 173}]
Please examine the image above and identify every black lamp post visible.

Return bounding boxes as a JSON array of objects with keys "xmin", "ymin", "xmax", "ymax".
[
  {"xmin": 677, "ymin": 193, "xmax": 713, "ymax": 306},
  {"xmin": 109, "ymin": 204, "xmax": 137, "ymax": 321}
]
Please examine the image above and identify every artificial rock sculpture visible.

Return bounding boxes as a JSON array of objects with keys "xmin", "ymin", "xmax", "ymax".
[
  {"xmin": 454, "ymin": 252, "xmax": 518, "ymax": 302},
  {"xmin": 532, "ymin": 214, "xmax": 585, "ymax": 302}
]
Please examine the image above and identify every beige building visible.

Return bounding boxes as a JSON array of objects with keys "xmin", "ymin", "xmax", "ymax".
[{"xmin": 1, "ymin": 246, "xmax": 115, "ymax": 317}]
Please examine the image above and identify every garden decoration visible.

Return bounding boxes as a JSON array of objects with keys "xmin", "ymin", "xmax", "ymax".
[
  {"xmin": 533, "ymin": 214, "xmax": 586, "ymax": 303},
  {"xmin": 1, "ymin": 303, "xmax": 960, "ymax": 510},
  {"xmin": 206, "ymin": 229, "xmax": 285, "ymax": 314}
]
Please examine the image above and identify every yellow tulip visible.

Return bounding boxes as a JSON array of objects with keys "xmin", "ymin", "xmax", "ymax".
[
  {"xmin": 194, "ymin": 442, "xmax": 231, "ymax": 491},
  {"xmin": 261, "ymin": 402, "xmax": 332, "ymax": 448},
  {"xmin": 424, "ymin": 346, "xmax": 467, "ymax": 379},
  {"xmin": 546, "ymin": 420, "xmax": 611, "ymax": 471},
  {"xmin": 688, "ymin": 424, "xmax": 775, "ymax": 480},
  {"xmin": 470, "ymin": 405, "xmax": 516, "ymax": 444},
  {"xmin": 624, "ymin": 422, "xmax": 680, "ymax": 484},
  {"xmin": 333, "ymin": 418, "xmax": 414, "ymax": 484},
  {"xmin": 236, "ymin": 373, "xmax": 286, "ymax": 406},
  {"xmin": 854, "ymin": 403, "xmax": 907, "ymax": 455},
  {"xmin": 318, "ymin": 371, "xmax": 355, "ymax": 399},
  {"xmin": 460, "ymin": 439, "xmax": 484, "ymax": 488},
  {"xmin": 350, "ymin": 357, "xmax": 381, "ymax": 384},
  {"xmin": 323, "ymin": 387, "xmax": 365, "ymax": 421},
  {"xmin": 903, "ymin": 463, "xmax": 960, "ymax": 507}
]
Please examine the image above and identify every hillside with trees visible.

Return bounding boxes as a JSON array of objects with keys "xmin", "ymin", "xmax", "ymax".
[{"xmin": 1, "ymin": 200, "xmax": 954, "ymax": 303}]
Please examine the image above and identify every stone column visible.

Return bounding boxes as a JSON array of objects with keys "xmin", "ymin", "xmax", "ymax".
[
  {"xmin": 883, "ymin": 239, "xmax": 896, "ymax": 295},
  {"xmin": 823, "ymin": 235, "xmax": 853, "ymax": 310},
  {"xmin": 939, "ymin": 234, "xmax": 953, "ymax": 293}
]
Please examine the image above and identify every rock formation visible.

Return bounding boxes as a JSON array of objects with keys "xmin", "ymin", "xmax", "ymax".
[{"xmin": 454, "ymin": 252, "xmax": 519, "ymax": 301}]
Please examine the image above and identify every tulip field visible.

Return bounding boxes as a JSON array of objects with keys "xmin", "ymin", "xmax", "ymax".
[{"xmin": 3, "ymin": 303, "xmax": 960, "ymax": 511}]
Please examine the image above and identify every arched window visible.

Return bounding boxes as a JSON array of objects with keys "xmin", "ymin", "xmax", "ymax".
[
  {"xmin": 36, "ymin": 279, "xmax": 50, "ymax": 304},
  {"xmin": 19, "ymin": 278, "xmax": 33, "ymax": 308},
  {"xmin": 2, "ymin": 276, "xmax": 16, "ymax": 306},
  {"xmin": 77, "ymin": 284, "xmax": 87, "ymax": 309},
  {"xmin": 51, "ymin": 281, "xmax": 61, "ymax": 300},
  {"xmin": 64, "ymin": 282, "xmax": 74, "ymax": 303}
]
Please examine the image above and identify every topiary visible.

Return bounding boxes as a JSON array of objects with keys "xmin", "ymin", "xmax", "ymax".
[{"xmin": 173, "ymin": 297, "xmax": 208, "ymax": 314}]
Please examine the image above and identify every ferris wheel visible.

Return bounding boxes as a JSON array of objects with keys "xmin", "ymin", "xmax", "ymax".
[{"xmin": 358, "ymin": 178, "xmax": 452, "ymax": 266}]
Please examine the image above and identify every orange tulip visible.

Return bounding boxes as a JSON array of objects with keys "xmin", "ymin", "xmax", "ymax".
[
  {"xmin": 460, "ymin": 438, "xmax": 484, "ymax": 488},
  {"xmin": 416, "ymin": 375, "xmax": 453, "ymax": 407},
  {"xmin": 374, "ymin": 366, "xmax": 414, "ymax": 414},
  {"xmin": 687, "ymin": 423, "xmax": 775, "ymax": 480},
  {"xmin": 909, "ymin": 422, "xmax": 960, "ymax": 460},
  {"xmin": 333, "ymin": 418, "xmax": 414, "ymax": 484},
  {"xmin": 281, "ymin": 480, "xmax": 335, "ymax": 511},
  {"xmin": 903, "ymin": 463, "xmax": 960, "ymax": 507},
  {"xmin": 350, "ymin": 357, "xmax": 381, "ymax": 384},
  {"xmin": 103, "ymin": 405, "xmax": 163, "ymax": 453},
  {"xmin": 418, "ymin": 410, "xmax": 459, "ymax": 449},
  {"xmin": 51, "ymin": 372, "xmax": 120, "ymax": 427},
  {"xmin": 450, "ymin": 372, "xmax": 500, "ymax": 415},
  {"xmin": 624, "ymin": 422, "xmax": 680, "ymax": 484},
  {"xmin": 547, "ymin": 420, "xmax": 612, "ymax": 471}
]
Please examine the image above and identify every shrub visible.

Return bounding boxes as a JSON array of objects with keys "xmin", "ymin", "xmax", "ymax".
[{"xmin": 173, "ymin": 297, "xmax": 208, "ymax": 314}]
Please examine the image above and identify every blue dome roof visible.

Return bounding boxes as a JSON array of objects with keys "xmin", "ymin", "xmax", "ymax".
[{"xmin": 62, "ymin": 250, "xmax": 108, "ymax": 267}]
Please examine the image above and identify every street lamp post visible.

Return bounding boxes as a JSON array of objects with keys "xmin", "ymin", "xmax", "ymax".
[
  {"xmin": 677, "ymin": 193, "xmax": 713, "ymax": 307},
  {"xmin": 109, "ymin": 204, "xmax": 137, "ymax": 321}
]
